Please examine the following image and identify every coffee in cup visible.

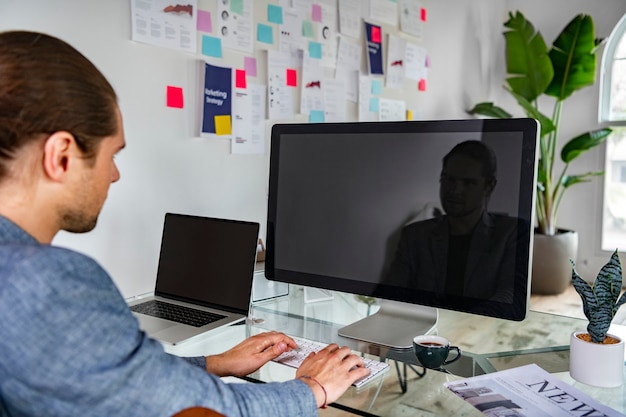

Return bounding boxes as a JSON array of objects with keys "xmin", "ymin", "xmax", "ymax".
[{"xmin": 413, "ymin": 335, "xmax": 461, "ymax": 369}]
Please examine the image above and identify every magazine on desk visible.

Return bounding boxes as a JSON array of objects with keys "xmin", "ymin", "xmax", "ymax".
[{"xmin": 444, "ymin": 364, "xmax": 624, "ymax": 417}]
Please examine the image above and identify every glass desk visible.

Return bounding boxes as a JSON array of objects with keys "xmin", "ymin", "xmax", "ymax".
[{"xmin": 165, "ymin": 285, "xmax": 626, "ymax": 416}]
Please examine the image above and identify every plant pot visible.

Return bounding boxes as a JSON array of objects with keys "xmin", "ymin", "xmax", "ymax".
[
  {"xmin": 569, "ymin": 331, "xmax": 624, "ymax": 387},
  {"xmin": 531, "ymin": 229, "xmax": 578, "ymax": 295}
]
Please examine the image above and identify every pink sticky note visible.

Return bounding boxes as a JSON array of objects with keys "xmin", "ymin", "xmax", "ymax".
[
  {"xmin": 312, "ymin": 4, "xmax": 322, "ymax": 22},
  {"xmin": 286, "ymin": 68, "xmax": 297, "ymax": 87},
  {"xmin": 371, "ymin": 26, "xmax": 381, "ymax": 43},
  {"xmin": 244, "ymin": 56, "xmax": 257, "ymax": 77},
  {"xmin": 420, "ymin": 8, "xmax": 427, "ymax": 22},
  {"xmin": 197, "ymin": 10, "xmax": 212, "ymax": 32},
  {"xmin": 166, "ymin": 86, "xmax": 184, "ymax": 108},
  {"xmin": 235, "ymin": 69, "xmax": 247, "ymax": 89},
  {"xmin": 418, "ymin": 79, "xmax": 427, "ymax": 92}
]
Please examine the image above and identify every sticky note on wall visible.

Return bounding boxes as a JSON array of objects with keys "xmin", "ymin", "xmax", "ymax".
[
  {"xmin": 309, "ymin": 41, "xmax": 322, "ymax": 59},
  {"xmin": 309, "ymin": 110, "xmax": 325, "ymax": 123},
  {"xmin": 244, "ymin": 57, "xmax": 257, "ymax": 77},
  {"xmin": 257, "ymin": 24, "xmax": 274, "ymax": 44},
  {"xmin": 197, "ymin": 10, "xmax": 212, "ymax": 32},
  {"xmin": 202, "ymin": 35, "xmax": 222, "ymax": 57},
  {"xmin": 268, "ymin": 4, "xmax": 283, "ymax": 24},
  {"xmin": 371, "ymin": 26, "xmax": 381, "ymax": 43},
  {"xmin": 235, "ymin": 69, "xmax": 247, "ymax": 88},
  {"xmin": 214, "ymin": 115, "xmax": 232, "ymax": 135},
  {"xmin": 286, "ymin": 69, "xmax": 297, "ymax": 86},
  {"xmin": 166, "ymin": 86, "xmax": 184, "ymax": 108}
]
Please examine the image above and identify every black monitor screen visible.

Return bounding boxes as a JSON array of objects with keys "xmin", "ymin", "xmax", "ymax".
[{"xmin": 266, "ymin": 118, "xmax": 538, "ymax": 322}]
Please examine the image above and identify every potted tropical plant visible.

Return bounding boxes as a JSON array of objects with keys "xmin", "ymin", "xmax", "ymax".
[
  {"xmin": 569, "ymin": 250, "xmax": 626, "ymax": 387},
  {"xmin": 468, "ymin": 11, "xmax": 612, "ymax": 294}
]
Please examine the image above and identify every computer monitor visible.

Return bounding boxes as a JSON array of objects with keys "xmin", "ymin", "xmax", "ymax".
[{"xmin": 266, "ymin": 118, "xmax": 539, "ymax": 349}]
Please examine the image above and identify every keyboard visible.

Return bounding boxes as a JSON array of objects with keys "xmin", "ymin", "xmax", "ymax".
[
  {"xmin": 130, "ymin": 300, "xmax": 226, "ymax": 328},
  {"xmin": 272, "ymin": 337, "xmax": 390, "ymax": 388}
]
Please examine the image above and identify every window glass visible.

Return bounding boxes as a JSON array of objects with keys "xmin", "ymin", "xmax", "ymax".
[
  {"xmin": 609, "ymin": 60, "xmax": 626, "ymax": 121},
  {"xmin": 601, "ymin": 128, "xmax": 626, "ymax": 251}
]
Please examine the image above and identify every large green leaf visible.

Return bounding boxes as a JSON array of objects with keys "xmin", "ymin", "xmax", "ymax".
[
  {"xmin": 561, "ymin": 171, "xmax": 604, "ymax": 188},
  {"xmin": 466, "ymin": 102, "xmax": 512, "ymax": 119},
  {"xmin": 561, "ymin": 128, "xmax": 612, "ymax": 163},
  {"xmin": 504, "ymin": 11, "xmax": 554, "ymax": 102},
  {"xmin": 506, "ymin": 88, "xmax": 555, "ymax": 137},
  {"xmin": 545, "ymin": 14, "xmax": 597, "ymax": 100}
]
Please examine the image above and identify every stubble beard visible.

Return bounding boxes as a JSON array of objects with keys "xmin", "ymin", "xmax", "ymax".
[{"xmin": 60, "ymin": 209, "xmax": 99, "ymax": 234}]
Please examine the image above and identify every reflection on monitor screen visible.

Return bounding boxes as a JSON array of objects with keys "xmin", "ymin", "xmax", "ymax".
[{"xmin": 266, "ymin": 118, "xmax": 539, "ymax": 349}]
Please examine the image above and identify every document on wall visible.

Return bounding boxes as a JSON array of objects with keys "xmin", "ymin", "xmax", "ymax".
[
  {"xmin": 336, "ymin": 35, "xmax": 362, "ymax": 74},
  {"xmin": 301, "ymin": 55, "xmax": 324, "ymax": 116},
  {"xmin": 317, "ymin": 0, "xmax": 339, "ymax": 68},
  {"xmin": 336, "ymin": 69, "xmax": 358, "ymax": 103},
  {"xmin": 323, "ymin": 78, "xmax": 347, "ymax": 122},
  {"xmin": 364, "ymin": 22, "xmax": 384, "ymax": 75},
  {"xmin": 405, "ymin": 43, "xmax": 428, "ymax": 80},
  {"xmin": 130, "ymin": 0, "xmax": 197, "ymax": 53},
  {"xmin": 444, "ymin": 364, "xmax": 624, "ymax": 417},
  {"xmin": 358, "ymin": 74, "xmax": 380, "ymax": 122},
  {"xmin": 278, "ymin": 8, "xmax": 307, "ymax": 65},
  {"xmin": 369, "ymin": 0, "xmax": 398, "ymax": 27},
  {"xmin": 379, "ymin": 98, "xmax": 406, "ymax": 121},
  {"xmin": 200, "ymin": 62, "xmax": 232, "ymax": 136},
  {"xmin": 338, "ymin": 0, "xmax": 364, "ymax": 39},
  {"xmin": 386, "ymin": 34, "xmax": 406, "ymax": 89},
  {"xmin": 232, "ymin": 84, "xmax": 266, "ymax": 154},
  {"xmin": 267, "ymin": 50, "xmax": 296, "ymax": 121},
  {"xmin": 217, "ymin": 0, "xmax": 253, "ymax": 53},
  {"xmin": 399, "ymin": 0, "xmax": 425, "ymax": 39}
]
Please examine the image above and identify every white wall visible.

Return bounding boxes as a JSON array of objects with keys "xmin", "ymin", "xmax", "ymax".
[{"xmin": 1, "ymin": 0, "xmax": 625, "ymax": 297}]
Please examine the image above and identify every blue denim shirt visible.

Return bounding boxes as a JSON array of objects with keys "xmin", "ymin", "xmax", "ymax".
[{"xmin": 0, "ymin": 216, "xmax": 317, "ymax": 417}]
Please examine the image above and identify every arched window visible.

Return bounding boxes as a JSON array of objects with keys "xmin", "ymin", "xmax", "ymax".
[
  {"xmin": 600, "ymin": 13, "xmax": 626, "ymax": 122},
  {"xmin": 600, "ymin": 13, "xmax": 626, "ymax": 251}
]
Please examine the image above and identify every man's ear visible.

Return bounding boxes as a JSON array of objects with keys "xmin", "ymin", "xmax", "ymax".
[
  {"xmin": 42, "ymin": 131, "xmax": 76, "ymax": 182},
  {"xmin": 485, "ymin": 179, "xmax": 497, "ymax": 196}
]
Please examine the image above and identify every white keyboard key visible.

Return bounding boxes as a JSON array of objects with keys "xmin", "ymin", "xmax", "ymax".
[{"xmin": 272, "ymin": 337, "xmax": 389, "ymax": 388}]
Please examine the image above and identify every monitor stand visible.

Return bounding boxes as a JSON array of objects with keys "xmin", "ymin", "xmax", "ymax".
[{"xmin": 337, "ymin": 299, "xmax": 438, "ymax": 349}]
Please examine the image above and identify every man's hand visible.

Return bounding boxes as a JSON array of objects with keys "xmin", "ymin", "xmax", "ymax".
[
  {"xmin": 296, "ymin": 344, "xmax": 370, "ymax": 408},
  {"xmin": 205, "ymin": 331, "xmax": 297, "ymax": 377}
]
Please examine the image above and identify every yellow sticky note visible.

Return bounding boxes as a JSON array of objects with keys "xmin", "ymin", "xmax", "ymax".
[
  {"xmin": 214, "ymin": 115, "xmax": 232, "ymax": 135},
  {"xmin": 407, "ymin": 110, "xmax": 413, "ymax": 121}
]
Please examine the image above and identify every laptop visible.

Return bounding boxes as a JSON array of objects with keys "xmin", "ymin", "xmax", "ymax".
[{"xmin": 128, "ymin": 213, "xmax": 260, "ymax": 345}]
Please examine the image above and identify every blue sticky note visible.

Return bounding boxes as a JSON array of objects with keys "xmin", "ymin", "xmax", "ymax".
[
  {"xmin": 309, "ymin": 110, "xmax": 325, "ymax": 123},
  {"xmin": 309, "ymin": 41, "xmax": 322, "ymax": 59},
  {"xmin": 257, "ymin": 23, "xmax": 274, "ymax": 44},
  {"xmin": 371, "ymin": 79, "xmax": 383, "ymax": 95},
  {"xmin": 202, "ymin": 35, "xmax": 222, "ymax": 58},
  {"xmin": 268, "ymin": 4, "xmax": 283, "ymax": 24},
  {"xmin": 369, "ymin": 97, "xmax": 380, "ymax": 112}
]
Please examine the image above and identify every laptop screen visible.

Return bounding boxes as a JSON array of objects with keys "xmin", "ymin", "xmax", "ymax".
[{"xmin": 154, "ymin": 213, "xmax": 260, "ymax": 314}]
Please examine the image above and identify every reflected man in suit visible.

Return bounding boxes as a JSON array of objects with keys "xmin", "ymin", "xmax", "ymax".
[{"xmin": 386, "ymin": 140, "xmax": 527, "ymax": 307}]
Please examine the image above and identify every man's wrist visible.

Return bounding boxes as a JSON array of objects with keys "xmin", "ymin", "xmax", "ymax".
[{"xmin": 299, "ymin": 376, "xmax": 328, "ymax": 409}]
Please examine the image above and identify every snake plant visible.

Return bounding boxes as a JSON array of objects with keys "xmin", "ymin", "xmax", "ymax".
[
  {"xmin": 570, "ymin": 250, "xmax": 626, "ymax": 343},
  {"xmin": 468, "ymin": 11, "xmax": 612, "ymax": 236}
]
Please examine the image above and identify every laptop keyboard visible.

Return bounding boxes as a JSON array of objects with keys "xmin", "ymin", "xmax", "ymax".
[{"xmin": 130, "ymin": 300, "xmax": 226, "ymax": 328}]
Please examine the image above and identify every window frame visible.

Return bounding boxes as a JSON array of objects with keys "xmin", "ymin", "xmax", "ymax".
[
  {"xmin": 600, "ymin": 13, "xmax": 626, "ymax": 124},
  {"xmin": 599, "ymin": 13, "xmax": 626, "ymax": 254}
]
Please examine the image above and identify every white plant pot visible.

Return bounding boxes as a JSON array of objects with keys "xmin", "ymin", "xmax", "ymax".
[{"xmin": 569, "ymin": 331, "xmax": 625, "ymax": 388}]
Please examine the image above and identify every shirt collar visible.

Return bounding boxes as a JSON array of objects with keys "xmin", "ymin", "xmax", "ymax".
[{"xmin": 0, "ymin": 215, "xmax": 38, "ymax": 245}]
